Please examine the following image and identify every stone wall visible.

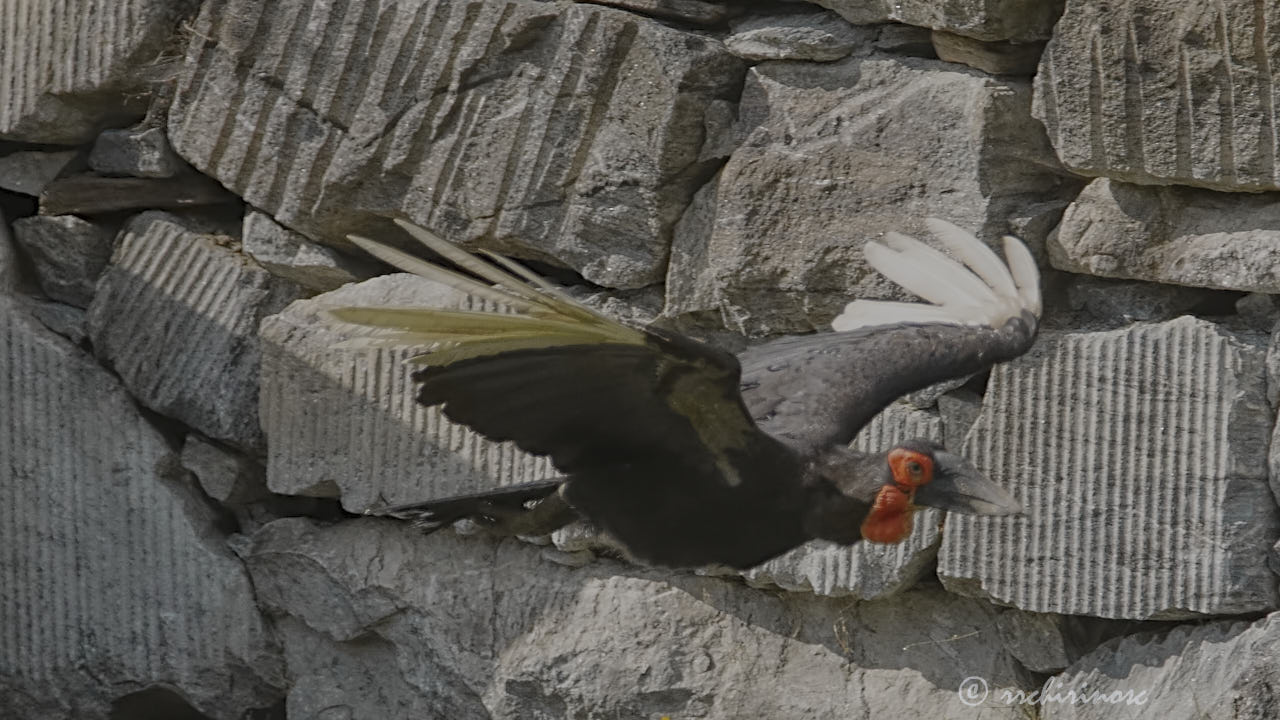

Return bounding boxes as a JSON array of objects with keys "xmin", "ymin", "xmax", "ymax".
[{"xmin": 2, "ymin": 1, "xmax": 1280, "ymax": 718}]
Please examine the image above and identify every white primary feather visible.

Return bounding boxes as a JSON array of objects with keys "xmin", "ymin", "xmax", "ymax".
[{"xmin": 832, "ymin": 219, "xmax": 1040, "ymax": 333}]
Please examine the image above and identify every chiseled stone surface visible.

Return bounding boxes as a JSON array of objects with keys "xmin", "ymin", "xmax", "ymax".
[
  {"xmin": 1050, "ymin": 178, "xmax": 1280, "ymax": 293},
  {"xmin": 576, "ymin": 0, "xmax": 739, "ymax": 26},
  {"xmin": 1035, "ymin": 0, "xmax": 1280, "ymax": 192},
  {"xmin": 259, "ymin": 274, "xmax": 555, "ymax": 511},
  {"xmin": 88, "ymin": 211, "xmax": 301, "ymax": 451},
  {"xmin": 665, "ymin": 53, "xmax": 1074, "ymax": 335},
  {"xmin": 0, "ymin": 0, "xmax": 198, "ymax": 143},
  {"xmin": 0, "ymin": 299, "xmax": 282, "ymax": 719},
  {"xmin": 168, "ymin": 0, "xmax": 744, "ymax": 289},
  {"xmin": 245, "ymin": 516, "xmax": 1037, "ymax": 719},
  {"xmin": 11, "ymin": 214, "xmax": 114, "ymax": 308},
  {"xmin": 725, "ymin": 9, "xmax": 873, "ymax": 62},
  {"xmin": 1041, "ymin": 613, "xmax": 1280, "ymax": 720},
  {"xmin": 811, "ymin": 0, "xmax": 1065, "ymax": 42},
  {"xmin": 939, "ymin": 317, "xmax": 1279, "ymax": 620}
]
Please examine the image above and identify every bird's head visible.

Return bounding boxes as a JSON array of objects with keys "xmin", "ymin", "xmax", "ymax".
[
  {"xmin": 861, "ymin": 438, "xmax": 1022, "ymax": 542},
  {"xmin": 812, "ymin": 440, "xmax": 1021, "ymax": 545}
]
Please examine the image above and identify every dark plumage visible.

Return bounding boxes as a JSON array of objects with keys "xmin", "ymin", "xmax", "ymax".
[{"xmin": 329, "ymin": 219, "xmax": 1038, "ymax": 569}]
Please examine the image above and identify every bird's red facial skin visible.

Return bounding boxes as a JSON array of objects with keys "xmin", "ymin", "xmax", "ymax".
[
  {"xmin": 861, "ymin": 485, "xmax": 914, "ymax": 543},
  {"xmin": 888, "ymin": 448, "xmax": 934, "ymax": 488}
]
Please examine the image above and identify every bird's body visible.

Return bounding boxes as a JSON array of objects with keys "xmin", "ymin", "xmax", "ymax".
[{"xmin": 328, "ymin": 218, "xmax": 1039, "ymax": 569}]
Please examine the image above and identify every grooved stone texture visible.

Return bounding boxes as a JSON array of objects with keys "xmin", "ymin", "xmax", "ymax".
[
  {"xmin": 245, "ymin": 516, "xmax": 1037, "ymax": 719},
  {"xmin": 664, "ymin": 54, "xmax": 1075, "ymax": 335},
  {"xmin": 1042, "ymin": 612, "xmax": 1280, "ymax": 720},
  {"xmin": 1050, "ymin": 178, "xmax": 1280, "ymax": 293},
  {"xmin": 167, "ymin": 0, "xmax": 745, "ymax": 288},
  {"xmin": 743, "ymin": 402, "xmax": 945, "ymax": 598},
  {"xmin": 88, "ymin": 211, "xmax": 301, "ymax": 451},
  {"xmin": 0, "ymin": 0, "xmax": 198, "ymax": 143},
  {"xmin": 1035, "ymin": 0, "xmax": 1280, "ymax": 192},
  {"xmin": 260, "ymin": 274, "xmax": 555, "ymax": 511},
  {"xmin": 0, "ymin": 299, "xmax": 282, "ymax": 719},
  {"xmin": 939, "ymin": 317, "xmax": 1279, "ymax": 620},
  {"xmin": 811, "ymin": 0, "xmax": 1065, "ymax": 42}
]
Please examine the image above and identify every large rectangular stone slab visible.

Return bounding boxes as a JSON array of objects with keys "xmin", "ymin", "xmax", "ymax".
[
  {"xmin": 244, "ymin": 516, "xmax": 1038, "ymax": 718},
  {"xmin": 664, "ymin": 53, "xmax": 1076, "ymax": 335},
  {"xmin": 1035, "ymin": 0, "xmax": 1280, "ymax": 191},
  {"xmin": 1040, "ymin": 612, "xmax": 1280, "ymax": 720},
  {"xmin": 939, "ymin": 317, "xmax": 1279, "ymax": 620},
  {"xmin": 1050, "ymin": 178, "xmax": 1280, "ymax": 293},
  {"xmin": 0, "ymin": 0, "xmax": 197, "ymax": 143},
  {"xmin": 88, "ymin": 211, "xmax": 300, "ymax": 451},
  {"xmin": 0, "ymin": 298, "xmax": 282, "ymax": 719},
  {"xmin": 167, "ymin": 0, "xmax": 744, "ymax": 288}
]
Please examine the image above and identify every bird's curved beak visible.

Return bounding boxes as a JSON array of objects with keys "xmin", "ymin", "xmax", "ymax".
[{"xmin": 912, "ymin": 450, "xmax": 1022, "ymax": 516}]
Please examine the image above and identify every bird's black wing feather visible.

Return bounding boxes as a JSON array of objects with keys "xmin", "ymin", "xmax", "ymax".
[
  {"xmin": 738, "ymin": 311, "xmax": 1037, "ymax": 452},
  {"xmin": 412, "ymin": 332, "xmax": 811, "ymax": 568}
]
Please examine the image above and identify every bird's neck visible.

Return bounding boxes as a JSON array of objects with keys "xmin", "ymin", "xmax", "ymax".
[{"xmin": 801, "ymin": 447, "xmax": 888, "ymax": 544}]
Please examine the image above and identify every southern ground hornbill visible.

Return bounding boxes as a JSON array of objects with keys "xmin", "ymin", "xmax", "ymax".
[{"xmin": 326, "ymin": 218, "xmax": 1039, "ymax": 569}]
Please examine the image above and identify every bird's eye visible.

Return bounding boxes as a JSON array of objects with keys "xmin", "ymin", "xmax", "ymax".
[{"xmin": 887, "ymin": 448, "xmax": 934, "ymax": 488}]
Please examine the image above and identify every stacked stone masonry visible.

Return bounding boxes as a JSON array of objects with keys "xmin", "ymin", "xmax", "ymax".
[{"xmin": 3, "ymin": 0, "xmax": 1280, "ymax": 718}]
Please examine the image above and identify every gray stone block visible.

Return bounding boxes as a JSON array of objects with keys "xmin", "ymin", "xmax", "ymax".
[
  {"xmin": 88, "ymin": 126, "xmax": 185, "ymax": 178},
  {"xmin": 23, "ymin": 298, "xmax": 89, "ymax": 345},
  {"xmin": 812, "ymin": 0, "xmax": 1065, "ymax": 42},
  {"xmin": 0, "ymin": 0, "xmax": 198, "ymax": 143},
  {"xmin": 1065, "ymin": 275, "xmax": 1216, "ymax": 323},
  {"xmin": 726, "ymin": 10, "xmax": 873, "ymax": 62},
  {"xmin": 88, "ymin": 211, "xmax": 301, "ymax": 450},
  {"xmin": 664, "ymin": 53, "xmax": 1074, "ymax": 335},
  {"xmin": 167, "ymin": 0, "xmax": 745, "ymax": 289},
  {"xmin": 931, "ymin": 30, "xmax": 1044, "ymax": 75},
  {"xmin": 0, "ymin": 298, "xmax": 282, "ymax": 719},
  {"xmin": 259, "ymin": 274, "xmax": 554, "ymax": 511},
  {"xmin": 1051, "ymin": 178, "xmax": 1280, "ymax": 293},
  {"xmin": 0, "ymin": 149, "xmax": 78, "ymax": 195},
  {"xmin": 182, "ymin": 434, "xmax": 267, "ymax": 506},
  {"xmin": 575, "ymin": 0, "xmax": 738, "ymax": 26},
  {"xmin": 939, "ymin": 317, "xmax": 1279, "ymax": 620},
  {"xmin": 11, "ymin": 215, "xmax": 114, "ymax": 308},
  {"xmin": 244, "ymin": 516, "xmax": 1038, "ymax": 718},
  {"xmin": 1035, "ymin": 0, "xmax": 1280, "ymax": 191},
  {"xmin": 1041, "ymin": 613, "xmax": 1280, "ymax": 720},
  {"xmin": 242, "ymin": 209, "xmax": 374, "ymax": 293}
]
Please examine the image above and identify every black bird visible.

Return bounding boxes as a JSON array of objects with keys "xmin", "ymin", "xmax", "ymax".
[{"xmin": 327, "ymin": 218, "xmax": 1039, "ymax": 569}]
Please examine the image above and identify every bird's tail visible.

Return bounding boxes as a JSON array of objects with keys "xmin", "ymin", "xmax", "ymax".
[
  {"xmin": 325, "ymin": 219, "xmax": 645, "ymax": 366},
  {"xmin": 832, "ymin": 218, "xmax": 1041, "ymax": 332}
]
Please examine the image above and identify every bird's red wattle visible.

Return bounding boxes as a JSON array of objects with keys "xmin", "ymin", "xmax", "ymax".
[{"xmin": 860, "ymin": 484, "xmax": 914, "ymax": 543}]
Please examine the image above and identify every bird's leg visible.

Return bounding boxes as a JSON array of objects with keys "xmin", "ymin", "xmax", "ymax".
[{"xmin": 466, "ymin": 486, "xmax": 578, "ymax": 538}]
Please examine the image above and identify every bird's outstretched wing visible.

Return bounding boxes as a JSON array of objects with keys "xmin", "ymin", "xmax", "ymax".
[
  {"xmin": 328, "ymin": 220, "xmax": 808, "ymax": 568},
  {"xmin": 739, "ymin": 219, "xmax": 1040, "ymax": 452}
]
